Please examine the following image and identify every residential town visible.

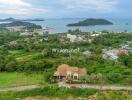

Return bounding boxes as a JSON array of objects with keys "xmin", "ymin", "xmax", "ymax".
[{"xmin": 0, "ymin": 0, "xmax": 132, "ymax": 99}]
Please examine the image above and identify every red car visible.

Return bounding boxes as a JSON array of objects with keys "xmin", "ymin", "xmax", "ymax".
[{"xmin": 70, "ymin": 85, "xmax": 77, "ymax": 88}]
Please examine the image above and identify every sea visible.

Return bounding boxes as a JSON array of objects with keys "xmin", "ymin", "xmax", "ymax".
[{"xmin": 0, "ymin": 18, "xmax": 132, "ymax": 33}]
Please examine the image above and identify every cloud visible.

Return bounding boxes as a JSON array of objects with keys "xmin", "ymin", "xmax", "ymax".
[
  {"xmin": 59, "ymin": 0, "xmax": 118, "ymax": 13},
  {"xmin": 0, "ymin": 0, "xmax": 47, "ymax": 17},
  {"xmin": 0, "ymin": 0, "xmax": 119, "ymax": 18}
]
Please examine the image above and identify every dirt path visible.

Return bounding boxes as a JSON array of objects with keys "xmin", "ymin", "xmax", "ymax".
[
  {"xmin": 0, "ymin": 85, "xmax": 39, "ymax": 92},
  {"xmin": 59, "ymin": 82, "xmax": 132, "ymax": 90}
]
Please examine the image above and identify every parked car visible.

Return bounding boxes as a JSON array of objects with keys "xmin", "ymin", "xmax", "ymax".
[{"xmin": 70, "ymin": 85, "xmax": 77, "ymax": 88}]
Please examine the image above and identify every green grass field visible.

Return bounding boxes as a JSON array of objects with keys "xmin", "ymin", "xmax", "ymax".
[
  {"xmin": 9, "ymin": 50, "xmax": 41, "ymax": 62},
  {"xmin": 0, "ymin": 72, "xmax": 44, "ymax": 88}
]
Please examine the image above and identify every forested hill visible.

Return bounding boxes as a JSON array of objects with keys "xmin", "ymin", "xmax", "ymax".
[
  {"xmin": 67, "ymin": 18, "xmax": 113, "ymax": 26},
  {"xmin": 0, "ymin": 17, "xmax": 44, "ymax": 22},
  {"xmin": 0, "ymin": 21, "xmax": 42, "ymax": 29}
]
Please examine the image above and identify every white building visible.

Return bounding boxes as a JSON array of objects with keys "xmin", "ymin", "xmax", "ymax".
[
  {"xmin": 67, "ymin": 34, "xmax": 86, "ymax": 42},
  {"xmin": 82, "ymin": 50, "xmax": 92, "ymax": 55},
  {"xmin": 20, "ymin": 29, "xmax": 50, "ymax": 36}
]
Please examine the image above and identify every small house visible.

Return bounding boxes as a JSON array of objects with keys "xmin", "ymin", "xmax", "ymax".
[{"xmin": 54, "ymin": 64, "xmax": 86, "ymax": 81}]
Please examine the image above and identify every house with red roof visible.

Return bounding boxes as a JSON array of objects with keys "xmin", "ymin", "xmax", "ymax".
[{"xmin": 54, "ymin": 64, "xmax": 87, "ymax": 81}]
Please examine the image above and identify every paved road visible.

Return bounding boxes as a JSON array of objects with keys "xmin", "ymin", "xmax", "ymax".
[
  {"xmin": 0, "ymin": 85, "xmax": 39, "ymax": 92},
  {"xmin": 0, "ymin": 83, "xmax": 132, "ymax": 92},
  {"xmin": 59, "ymin": 82, "xmax": 132, "ymax": 91}
]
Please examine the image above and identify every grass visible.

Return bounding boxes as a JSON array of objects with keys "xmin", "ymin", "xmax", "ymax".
[
  {"xmin": 23, "ymin": 90, "xmax": 132, "ymax": 100},
  {"xmin": 97, "ymin": 91, "xmax": 132, "ymax": 100},
  {"xmin": 0, "ymin": 86, "xmax": 97, "ymax": 100},
  {"xmin": 9, "ymin": 50, "xmax": 68, "ymax": 63},
  {"xmin": 0, "ymin": 86, "xmax": 131, "ymax": 100},
  {"xmin": 0, "ymin": 72, "xmax": 44, "ymax": 88},
  {"xmin": 9, "ymin": 50, "xmax": 41, "ymax": 62}
]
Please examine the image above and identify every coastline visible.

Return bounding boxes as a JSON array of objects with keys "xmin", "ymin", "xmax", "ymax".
[{"xmin": 0, "ymin": 18, "xmax": 132, "ymax": 33}]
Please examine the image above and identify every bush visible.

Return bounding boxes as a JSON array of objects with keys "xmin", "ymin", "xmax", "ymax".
[
  {"xmin": 5, "ymin": 61, "xmax": 17, "ymax": 72},
  {"xmin": 107, "ymin": 73, "xmax": 123, "ymax": 83}
]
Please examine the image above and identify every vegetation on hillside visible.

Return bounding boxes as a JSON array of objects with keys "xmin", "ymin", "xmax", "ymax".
[
  {"xmin": 0, "ymin": 31, "xmax": 132, "ymax": 86},
  {"xmin": 0, "ymin": 86, "xmax": 131, "ymax": 100},
  {"xmin": 67, "ymin": 18, "xmax": 113, "ymax": 26}
]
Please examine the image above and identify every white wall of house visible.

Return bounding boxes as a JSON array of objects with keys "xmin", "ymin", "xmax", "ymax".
[{"xmin": 73, "ymin": 73, "xmax": 79, "ymax": 80}]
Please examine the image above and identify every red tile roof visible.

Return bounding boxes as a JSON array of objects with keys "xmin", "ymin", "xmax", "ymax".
[{"xmin": 54, "ymin": 64, "xmax": 86, "ymax": 77}]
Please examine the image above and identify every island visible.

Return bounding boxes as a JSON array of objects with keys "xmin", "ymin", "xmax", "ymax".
[
  {"xmin": 0, "ymin": 18, "xmax": 16, "ymax": 22},
  {"xmin": 0, "ymin": 17, "xmax": 44, "ymax": 22},
  {"xmin": 67, "ymin": 18, "xmax": 113, "ymax": 26},
  {"xmin": 22, "ymin": 18, "xmax": 45, "ymax": 21},
  {"xmin": 0, "ymin": 21, "xmax": 43, "ymax": 33},
  {"xmin": 0, "ymin": 21, "xmax": 51, "ymax": 35},
  {"xmin": 0, "ymin": 21, "xmax": 42, "ymax": 29}
]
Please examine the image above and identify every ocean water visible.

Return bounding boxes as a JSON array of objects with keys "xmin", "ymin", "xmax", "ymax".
[
  {"xmin": 30, "ymin": 18, "xmax": 132, "ymax": 33},
  {"xmin": 1, "ymin": 18, "xmax": 132, "ymax": 33}
]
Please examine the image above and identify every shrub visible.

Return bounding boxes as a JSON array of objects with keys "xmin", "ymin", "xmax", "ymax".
[
  {"xmin": 107, "ymin": 73, "xmax": 123, "ymax": 83},
  {"xmin": 5, "ymin": 61, "xmax": 17, "ymax": 72}
]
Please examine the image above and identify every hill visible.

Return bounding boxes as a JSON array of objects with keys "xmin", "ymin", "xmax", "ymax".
[
  {"xmin": 0, "ymin": 18, "xmax": 16, "ymax": 22},
  {"xmin": 67, "ymin": 18, "xmax": 113, "ymax": 26},
  {"xmin": 0, "ymin": 21, "xmax": 42, "ymax": 29},
  {"xmin": 0, "ymin": 18, "xmax": 44, "ymax": 22}
]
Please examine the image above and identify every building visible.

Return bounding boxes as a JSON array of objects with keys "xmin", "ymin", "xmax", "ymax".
[
  {"xmin": 33, "ymin": 29, "xmax": 49, "ymax": 35},
  {"xmin": 120, "ymin": 41, "xmax": 132, "ymax": 52},
  {"xmin": 66, "ymin": 34, "xmax": 86, "ymax": 42},
  {"xmin": 6, "ymin": 26, "xmax": 25, "ymax": 32},
  {"xmin": 82, "ymin": 50, "xmax": 92, "ymax": 55},
  {"xmin": 102, "ymin": 49, "xmax": 128, "ymax": 60},
  {"xmin": 91, "ymin": 33, "xmax": 100, "ymax": 37},
  {"xmin": 20, "ymin": 29, "xmax": 50, "ymax": 36},
  {"xmin": 54, "ymin": 64, "xmax": 86, "ymax": 81}
]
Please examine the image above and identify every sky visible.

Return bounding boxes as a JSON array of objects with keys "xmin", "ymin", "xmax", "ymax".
[{"xmin": 0, "ymin": 0, "xmax": 131, "ymax": 19}]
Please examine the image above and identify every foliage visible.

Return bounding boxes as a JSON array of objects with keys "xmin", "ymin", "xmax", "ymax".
[
  {"xmin": 67, "ymin": 18, "xmax": 113, "ymax": 26},
  {"xmin": 0, "ymin": 87, "xmax": 131, "ymax": 100},
  {"xmin": 0, "ymin": 86, "xmax": 97, "ymax": 100},
  {"xmin": 0, "ymin": 32, "xmax": 132, "ymax": 85},
  {"xmin": 118, "ymin": 52, "xmax": 132, "ymax": 67},
  {"xmin": 0, "ymin": 72, "xmax": 44, "ymax": 88},
  {"xmin": 107, "ymin": 73, "xmax": 123, "ymax": 83}
]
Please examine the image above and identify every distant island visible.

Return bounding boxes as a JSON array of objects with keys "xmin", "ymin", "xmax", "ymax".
[
  {"xmin": 0, "ymin": 21, "xmax": 42, "ymax": 29},
  {"xmin": 22, "ymin": 18, "xmax": 45, "ymax": 21},
  {"xmin": 0, "ymin": 17, "xmax": 44, "ymax": 22},
  {"xmin": 0, "ymin": 18, "xmax": 16, "ymax": 22},
  {"xmin": 67, "ymin": 18, "xmax": 113, "ymax": 26}
]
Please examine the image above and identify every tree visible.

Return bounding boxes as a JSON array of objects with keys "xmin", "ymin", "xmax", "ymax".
[
  {"xmin": 86, "ymin": 75, "xmax": 91, "ymax": 83},
  {"xmin": 96, "ymin": 73, "xmax": 103, "ymax": 90},
  {"xmin": 118, "ymin": 52, "xmax": 132, "ymax": 67},
  {"xmin": 79, "ymin": 76, "xmax": 86, "ymax": 83},
  {"xmin": 0, "ymin": 55, "xmax": 5, "ymax": 71},
  {"xmin": 75, "ymin": 28, "xmax": 81, "ymax": 33},
  {"xmin": 5, "ymin": 61, "xmax": 17, "ymax": 72},
  {"xmin": 44, "ymin": 72, "xmax": 54, "ymax": 83},
  {"xmin": 107, "ymin": 73, "xmax": 123, "ymax": 83},
  {"xmin": 24, "ymin": 62, "xmax": 36, "ymax": 72},
  {"xmin": 68, "ymin": 29, "xmax": 72, "ymax": 33},
  {"xmin": 90, "ymin": 73, "xmax": 97, "ymax": 84}
]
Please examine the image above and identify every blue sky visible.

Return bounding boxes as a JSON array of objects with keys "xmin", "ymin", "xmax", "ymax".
[{"xmin": 0, "ymin": 0, "xmax": 131, "ymax": 18}]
